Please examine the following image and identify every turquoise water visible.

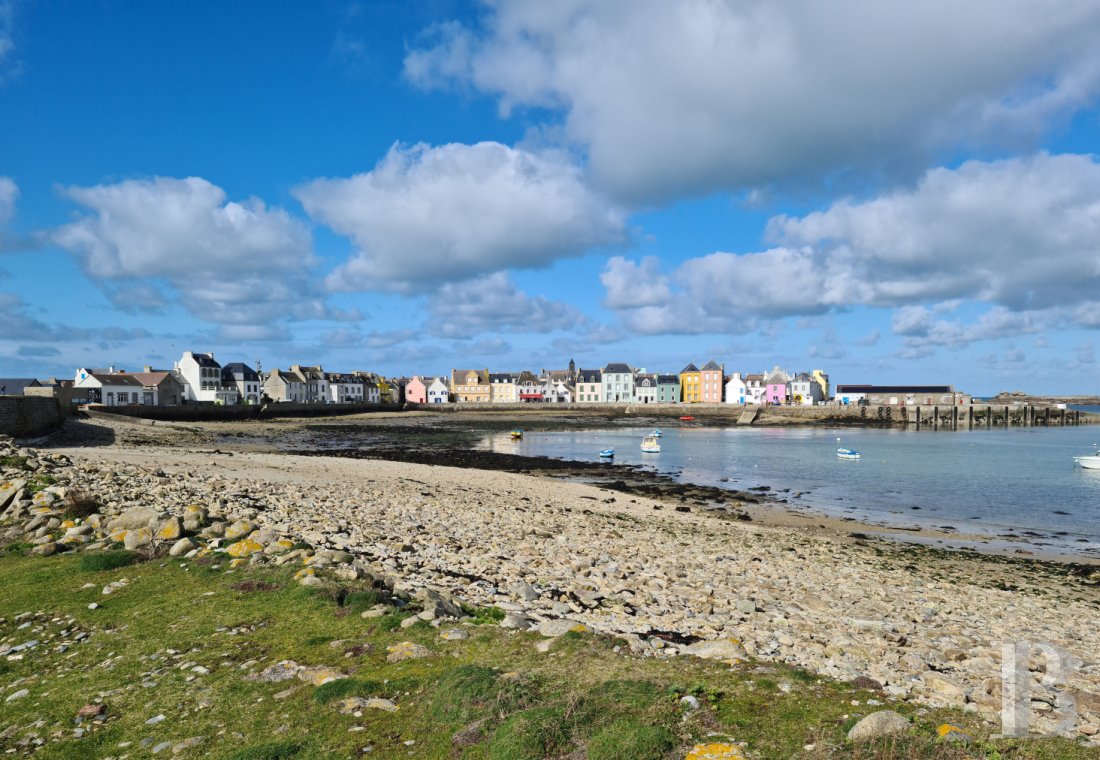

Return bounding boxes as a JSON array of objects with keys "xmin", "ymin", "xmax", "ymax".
[{"xmin": 480, "ymin": 424, "xmax": 1100, "ymax": 555}]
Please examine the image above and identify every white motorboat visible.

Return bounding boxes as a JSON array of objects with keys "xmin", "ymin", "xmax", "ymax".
[
  {"xmin": 641, "ymin": 434, "xmax": 661, "ymax": 453},
  {"xmin": 599, "ymin": 449, "xmax": 615, "ymax": 459},
  {"xmin": 1074, "ymin": 454, "xmax": 1100, "ymax": 470},
  {"xmin": 836, "ymin": 447, "xmax": 861, "ymax": 460}
]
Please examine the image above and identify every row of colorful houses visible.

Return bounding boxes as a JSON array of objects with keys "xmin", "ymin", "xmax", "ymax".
[
  {"xmin": 3, "ymin": 351, "xmax": 967, "ymax": 408},
  {"xmin": 437, "ymin": 362, "xmax": 833, "ymax": 405}
]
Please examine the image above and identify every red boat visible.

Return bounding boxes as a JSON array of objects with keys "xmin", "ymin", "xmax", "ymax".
[{"xmin": 679, "ymin": 415, "xmax": 695, "ymax": 421}]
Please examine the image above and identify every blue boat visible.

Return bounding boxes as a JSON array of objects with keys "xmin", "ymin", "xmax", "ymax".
[
  {"xmin": 836, "ymin": 447, "xmax": 861, "ymax": 460},
  {"xmin": 599, "ymin": 448, "xmax": 615, "ymax": 458},
  {"xmin": 651, "ymin": 429, "xmax": 663, "ymax": 437}
]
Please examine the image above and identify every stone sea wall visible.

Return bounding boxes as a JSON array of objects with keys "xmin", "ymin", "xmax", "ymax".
[{"xmin": 0, "ymin": 397, "xmax": 62, "ymax": 439}]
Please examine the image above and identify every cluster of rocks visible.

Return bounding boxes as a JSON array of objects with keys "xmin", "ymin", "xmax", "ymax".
[{"xmin": 2, "ymin": 429, "xmax": 1099, "ymax": 742}]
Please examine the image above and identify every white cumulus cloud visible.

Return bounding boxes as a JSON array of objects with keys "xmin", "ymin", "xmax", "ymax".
[
  {"xmin": 407, "ymin": 1, "xmax": 1100, "ymax": 203},
  {"xmin": 603, "ymin": 154, "xmax": 1100, "ymax": 336},
  {"xmin": 428, "ymin": 271, "xmax": 585, "ymax": 337},
  {"xmin": 295, "ymin": 141, "xmax": 626, "ymax": 292},
  {"xmin": 52, "ymin": 176, "xmax": 350, "ymax": 336}
]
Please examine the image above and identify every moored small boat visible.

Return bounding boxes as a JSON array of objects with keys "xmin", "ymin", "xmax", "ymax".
[
  {"xmin": 599, "ymin": 448, "xmax": 615, "ymax": 458},
  {"xmin": 651, "ymin": 429, "xmax": 663, "ymax": 437},
  {"xmin": 509, "ymin": 429, "xmax": 523, "ymax": 439},
  {"xmin": 679, "ymin": 416, "xmax": 695, "ymax": 421},
  {"xmin": 836, "ymin": 447, "xmax": 861, "ymax": 460},
  {"xmin": 1074, "ymin": 454, "xmax": 1100, "ymax": 470},
  {"xmin": 641, "ymin": 434, "xmax": 661, "ymax": 453}
]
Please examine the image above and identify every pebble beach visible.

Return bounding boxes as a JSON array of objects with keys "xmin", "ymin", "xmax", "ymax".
[{"xmin": 4, "ymin": 416, "xmax": 1100, "ymax": 743}]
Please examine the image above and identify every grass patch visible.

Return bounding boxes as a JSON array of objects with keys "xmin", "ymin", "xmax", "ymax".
[
  {"xmin": 464, "ymin": 603, "xmax": 506, "ymax": 625},
  {"xmin": 313, "ymin": 678, "xmax": 385, "ymax": 704},
  {"xmin": 586, "ymin": 718, "xmax": 675, "ymax": 760},
  {"xmin": 342, "ymin": 589, "xmax": 385, "ymax": 613},
  {"xmin": 1, "ymin": 551, "xmax": 1094, "ymax": 760},
  {"xmin": 78, "ymin": 550, "xmax": 139, "ymax": 572},
  {"xmin": 0, "ymin": 455, "xmax": 28, "ymax": 469},
  {"xmin": 487, "ymin": 706, "xmax": 571, "ymax": 760}
]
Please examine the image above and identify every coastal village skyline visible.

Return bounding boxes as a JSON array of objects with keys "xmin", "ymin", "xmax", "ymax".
[
  {"xmin": 5, "ymin": 348, "xmax": 975, "ymax": 409},
  {"xmin": 4, "ymin": 4, "xmax": 1100, "ymax": 395}
]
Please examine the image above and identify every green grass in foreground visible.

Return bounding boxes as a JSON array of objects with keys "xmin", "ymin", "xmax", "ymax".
[{"xmin": 0, "ymin": 552, "xmax": 1095, "ymax": 759}]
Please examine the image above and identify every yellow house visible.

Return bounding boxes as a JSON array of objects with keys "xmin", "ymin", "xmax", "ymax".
[
  {"xmin": 450, "ymin": 369, "xmax": 490, "ymax": 403},
  {"xmin": 679, "ymin": 363, "xmax": 701, "ymax": 403},
  {"xmin": 812, "ymin": 369, "xmax": 830, "ymax": 401},
  {"xmin": 375, "ymin": 378, "xmax": 394, "ymax": 404}
]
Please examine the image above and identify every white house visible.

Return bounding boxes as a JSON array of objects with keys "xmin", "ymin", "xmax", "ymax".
[
  {"xmin": 634, "ymin": 373, "xmax": 657, "ymax": 404},
  {"xmin": 362, "ymin": 378, "xmax": 380, "ymax": 403},
  {"xmin": 174, "ymin": 351, "xmax": 237, "ymax": 404},
  {"xmin": 427, "ymin": 377, "xmax": 450, "ymax": 404},
  {"xmin": 602, "ymin": 363, "xmax": 634, "ymax": 403},
  {"xmin": 221, "ymin": 363, "xmax": 262, "ymax": 405},
  {"xmin": 543, "ymin": 379, "xmax": 573, "ymax": 403},
  {"xmin": 327, "ymin": 373, "xmax": 364, "ymax": 404},
  {"xmin": 724, "ymin": 372, "xmax": 747, "ymax": 404},
  {"xmin": 74, "ymin": 369, "xmax": 149, "ymax": 406},
  {"xmin": 790, "ymin": 373, "xmax": 823, "ymax": 405},
  {"xmin": 745, "ymin": 373, "xmax": 766, "ymax": 405},
  {"xmin": 290, "ymin": 365, "xmax": 328, "ymax": 403}
]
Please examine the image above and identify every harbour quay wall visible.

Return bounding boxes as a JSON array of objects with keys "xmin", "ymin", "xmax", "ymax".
[
  {"xmin": 408, "ymin": 401, "xmax": 1099, "ymax": 427},
  {"xmin": 410, "ymin": 402, "xmax": 876, "ymax": 422},
  {"xmin": 0, "ymin": 396, "xmax": 63, "ymax": 438}
]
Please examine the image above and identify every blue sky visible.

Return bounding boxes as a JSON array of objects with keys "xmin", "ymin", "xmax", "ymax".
[{"xmin": 3, "ymin": 1, "xmax": 1100, "ymax": 394}]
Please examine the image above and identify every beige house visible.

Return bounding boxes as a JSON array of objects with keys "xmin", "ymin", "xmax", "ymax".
[
  {"xmin": 489, "ymin": 373, "xmax": 517, "ymax": 402},
  {"xmin": 450, "ymin": 369, "xmax": 490, "ymax": 403}
]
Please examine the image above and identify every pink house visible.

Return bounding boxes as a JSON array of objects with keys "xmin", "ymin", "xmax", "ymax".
[
  {"xmin": 405, "ymin": 376, "xmax": 427, "ymax": 404},
  {"xmin": 764, "ymin": 367, "xmax": 790, "ymax": 405},
  {"xmin": 699, "ymin": 360, "xmax": 724, "ymax": 403}
]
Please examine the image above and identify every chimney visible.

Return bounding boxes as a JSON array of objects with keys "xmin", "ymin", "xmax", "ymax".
[
  {"xmin": 108, "ymin": 365, "xmax": 116, "ymax": 374},
  {"xmin": 144, "ymin": 366, "xmax": 152, "ymax": 373}
]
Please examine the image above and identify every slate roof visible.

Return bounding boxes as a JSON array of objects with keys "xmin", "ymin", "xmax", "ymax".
[
  {"xmin": 222, "ymin": 362, "xmax": 260, "ymax": 382},
  {"xmin": 188, "ymin": 352, "xmax": 221, "ymax": 368},
  {"xmin": 635, "ymin": 373, "xmax": 657, "ymax": 387},
  {"xmin": 489, "ymin": 373, "xmax": 517, "ymax": 382},
  {"xmin": 602, "ymin": 362, "xmax": 632, "ymax": 374},
  {"xmin": 576, "ymin": 369, "xmax": 602, "ymax": 383},
  {"xmin": 657, "ymin": 374, "xmax": 680, "ymax": 385},
  {"xmin": 701, "ymin": 360, "xmax": 723, "ymax": 371},
  {"xmin": 680, "ymin": 363, "xmax": 700, "ymax": 374},
  {"xmin": 835, "ymin": 385, "xmax": 954, "ymax": 394},
  {"xmin": 89, "ymin": 373, "xmax": 144, "ymax": 387},
  {"xmin": 0, "ymin": 379, "xmax": 41, "ymax": 395}
]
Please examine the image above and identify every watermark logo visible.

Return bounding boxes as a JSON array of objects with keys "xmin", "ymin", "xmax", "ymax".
[{"xmin": 1001, "ymin": 640, "xmax": 1080, "ymax": 738}]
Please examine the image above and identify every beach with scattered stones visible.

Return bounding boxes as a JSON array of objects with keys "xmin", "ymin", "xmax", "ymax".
[{"xmin": 3, "ymin": 417, "xmax": 1100, "ymax": 744}]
